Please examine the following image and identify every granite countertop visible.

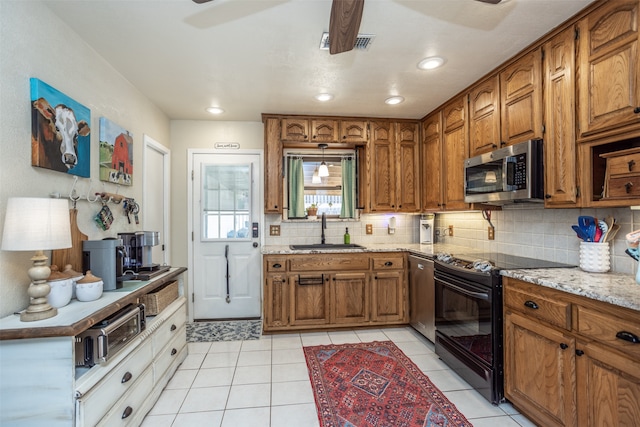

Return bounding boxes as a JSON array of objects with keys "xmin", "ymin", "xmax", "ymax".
[
  {"xmin": 262, "ymin": 242, "xmax": 472, "ymax": 256},
  {"xmin": 501, "ymin": 268, "xmax": 640, "ymax": 312}
]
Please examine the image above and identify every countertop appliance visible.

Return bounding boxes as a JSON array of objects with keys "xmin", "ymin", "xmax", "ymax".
[
  {"xmin": 434, "ymin": 251, "xmax": 574, "ymax": 404},
  {"xmin": 419, "ymin": 214, "xmax": 435, "ymax": 245},
  {"xmin": 464, "ymin": 139, "xmax": 544, "ymax": 205},
  {"xmin": 82, "ymin": 239, "xmax": 125, "ymax": 291},
  {"xmin": 408, "ymin": 253, "xmax": 435, "ymax": 342}
]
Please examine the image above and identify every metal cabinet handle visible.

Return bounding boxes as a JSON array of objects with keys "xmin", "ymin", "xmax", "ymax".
[
  {"xmin": 272, "ymin": 263, "xmax": 282, "ymax": 268},
  {"xmin": 616, "ymin": 331, "xmax": 640, "ymax": 343},
  {"xmin": 524, "ymin": 300, "xmax": 539, "ymax": 310},
  {"xmin": 626, "ymin": 182, "xmax": 634, "ymax": 193},
  {"xmin": 575, "ymin": 349, "xmax": 585, "ymax": 356},
  {"xmin": 545, "ymin": 194, "xmax": 552, "ymax": 199},
  {"xmin": 559, "ymin": 343, "xmax": 568, "ymax": 350},
  {"xmin": 629, "ymin": 160, "xmax": 636, "ymax": 171},
  {"xmin": 122, "ymin": 406, "xmax": 133, "ymax": 419},
  {"xmin": 121, "ymin": 371, "xmax": 133, "ymax": 383},
  {"xmin": 170, "ymin": 324, "xmax": 177, "ymax": 332},
  {"xmin": 171, "ymin": 348, "xmax": 177, "ymax": 356},
  {"xmin": 384, "ymin": 261, "xmax": 393, "ymax": 266},
  {"xmin": 634, "ymin": 107, "xmax": 640, "ymax": 114}
]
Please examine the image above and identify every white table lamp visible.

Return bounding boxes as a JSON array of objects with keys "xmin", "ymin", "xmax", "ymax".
[{"xmin": 1, "ymin": 197, "xmax": 72, "ymax": 321}]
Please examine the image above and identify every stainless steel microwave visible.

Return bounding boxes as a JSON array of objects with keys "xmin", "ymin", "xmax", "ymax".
[{"xmin": 464, "ymin": 139, "xmax": 544, "ymax": 205}]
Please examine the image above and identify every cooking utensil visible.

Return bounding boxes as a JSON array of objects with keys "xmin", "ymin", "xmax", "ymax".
[
  {"xmin": 605, "ymin": 223, "xmax": 621, "ymax": 242},
  {"xmin": 597, "ymin": 220, "xmax": 608, "ymax": 242},
  {"xmin": 578, "ymin": 216, "xmax": 596, "ymax": 242},
  {"xmin": 572, "ymin": 225, "xmax": 589, "ymax": 241}
]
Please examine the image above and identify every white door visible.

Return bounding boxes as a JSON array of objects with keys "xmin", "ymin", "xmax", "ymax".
[
  {"xmin": 192, "ymin": 153, "xmax": 262, "ymax": 319},
  {"xmin": 143, "ymin": 135, "xmax": 170, "ymax": 266}
]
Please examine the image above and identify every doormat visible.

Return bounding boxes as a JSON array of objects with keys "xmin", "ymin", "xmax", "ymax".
[
  {"xmin": 186, "ymin": 319, "xmax": 262, "ymax": 342},
  {"xmin": 304, "ymin": 341, "xmax": 473, "ymax": 427}
]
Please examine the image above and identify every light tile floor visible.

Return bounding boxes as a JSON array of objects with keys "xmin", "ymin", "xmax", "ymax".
[{"xmin": 142, "ymin": 327, "xmax": 536, "ymax": 427}]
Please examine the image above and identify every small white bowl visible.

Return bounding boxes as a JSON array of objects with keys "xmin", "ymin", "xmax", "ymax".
[
  {"xmin": 47, "ymin": 278, "xmax": 73, "ymax": 308},
  {"xmin": 75, "ymin": 280, "xmax": 103, "ymax": 302}
]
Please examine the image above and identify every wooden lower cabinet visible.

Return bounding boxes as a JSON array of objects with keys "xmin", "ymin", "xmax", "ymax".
[
  {"xmin": 504, "ymin": 277, "xmax": 640, "ymax": 427},
  {"xmin": 263, "ymin": 253, "xmax": 408, "ymax": 331}
]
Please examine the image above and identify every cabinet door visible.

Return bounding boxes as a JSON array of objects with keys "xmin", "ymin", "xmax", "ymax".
[
  {"xmin": 544, "ymin": 27, "xmax": 578, "ymax": 207},
  {"xmin": 369, "ymin": 121, "xmax": 396, "ymax": 212},
  {"xmin": 331, "ymin": 272, "xmax": 369, "ymax": 324},
  {"xmin": 422, "ymin": 112, "xmax": 443, "ymax": 211},
  {"xmin": 504, "ymin": 310, "xmax": 577, "ymax": 427},
  {"xmin": 500, "ymin": 48, "xmax": 543, "ymax": 145},
  {"xmin": 576, "ymin": 341, "xmax": 640, "ymax": 427},
  {"xmin": 340, "ymin": 120, "xmax": 368, "ymax": 144},
  {"xmin": 442, "ymin": 97, "xmax": 469, "ymax": 211},
  {"xmin": 469, "ymin": 75, "xmax": 501, "ymax": 156},
  {"xmin": 264, "ymin": 118, "xmax": 283, "ymax": 213},
  {"xmin": 289, "ymin": 275, "xmax": 329, "ymax": 326},
  {"xmin": 371, "ymin": 271, "xmax": 405, "ymax": 323},
  {"xmin": 395, "ymin": 122, "xmax": 420, "ymax": 212},
  {"xmin": 264, "ymin": 274, "xmax": 288, "ymax": 329},
  {"xmin": 311, "ymin": 119, "xmax": 338, "ymax": 142},
  {"xmin": 577, "ymin": 0, "xmax": 640, "ymax": 139},
  {"xmin": 281, "ymin": 117, "xmax": 310, "ymax": 141}
]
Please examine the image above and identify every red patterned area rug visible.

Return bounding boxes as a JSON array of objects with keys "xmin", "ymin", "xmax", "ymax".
[{"xmin": 304, "ymin": 341, "xmax": 473, "ymax": 427}]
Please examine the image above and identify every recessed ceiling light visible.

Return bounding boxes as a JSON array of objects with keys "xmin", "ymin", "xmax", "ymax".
[
  {"xmin": 206, "ymin": 107, "xmax": 224, "ymax": 114},
  {"xmin": 418, "ymin": 56, "xmax": 445, "ymax": 70},
  {"xmin": 385, "ymin": 96, "xmax": 405, "ymax": 105},
  {"xmin": 315, "ymin": 93, "xmax": 334, "ymax": 102}
]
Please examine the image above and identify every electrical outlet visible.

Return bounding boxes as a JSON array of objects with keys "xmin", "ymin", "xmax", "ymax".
[
  {"xmin": 366, "ymin": 224, "xmax": 373, "ymax": 234},
  {"xmin": 269, "ymin": 225, "xmax": 280, "ymax": 236},
  {"xmin": 448, "ymin": 225, "xmax": 454, "ymax": 236},
  {"xmin": 488, "ymin": 226, "xmax": 495, "ymax": 240}
]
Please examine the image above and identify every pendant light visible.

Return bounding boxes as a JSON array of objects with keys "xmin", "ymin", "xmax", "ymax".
[
  {"xmin": 318, "ymin": 143, "xmax": 329, "ymax": 177},
  {"xmin": 312, "ymin": 164, "xmax": 321, "ymax": 184}
]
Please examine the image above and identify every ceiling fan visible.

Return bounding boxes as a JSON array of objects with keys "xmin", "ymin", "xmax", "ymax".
[{"xmin": 192, "ymin": 0, "xmax": 503, "ymax": 54}]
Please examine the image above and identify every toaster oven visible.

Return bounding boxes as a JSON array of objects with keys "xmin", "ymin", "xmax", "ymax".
[{"xmin": 75, "ymin": 303, "xmax": 146, "ymax": 367}]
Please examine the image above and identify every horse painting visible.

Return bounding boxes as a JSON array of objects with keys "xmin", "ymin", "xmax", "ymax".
[{"xmin": 30, "ymin": 78, "xmax": 91, "ymax": 177}]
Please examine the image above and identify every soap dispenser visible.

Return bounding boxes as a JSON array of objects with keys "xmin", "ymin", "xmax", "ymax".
[{"xmin": 344, "ymin": 227, "xmax": 350, "ymax": 244}]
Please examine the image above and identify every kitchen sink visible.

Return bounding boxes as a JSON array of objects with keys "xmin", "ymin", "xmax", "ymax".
[{"xmin": 289, "ymin": 243, "xmax": 366, "ymax": 250}]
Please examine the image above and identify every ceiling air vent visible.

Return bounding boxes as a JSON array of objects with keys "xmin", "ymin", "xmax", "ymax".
[{"xmin": 319, "ymin": 32, "xmax": 375, "ymax": 51}]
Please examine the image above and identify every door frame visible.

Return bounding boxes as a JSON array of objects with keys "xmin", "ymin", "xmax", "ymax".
[
  {"xmin": 187, "ymin": 148, "xmax": 264, "ymax": 322},
  {"xmin": 143, "ymin": 134, "xmax": 170, "ymax": 266}
]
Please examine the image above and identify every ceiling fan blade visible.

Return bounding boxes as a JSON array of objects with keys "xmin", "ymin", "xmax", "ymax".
[
  {"xmin": 329, "ymin": 0, "xmax": 365, "ymax": 55},
  {"xmin": 475, "ymin": 0, "xmax": 502, "ymax": 3},
  {"xmin": 192, "ymin": 0, "xmax": 214, "ymax": 4}
]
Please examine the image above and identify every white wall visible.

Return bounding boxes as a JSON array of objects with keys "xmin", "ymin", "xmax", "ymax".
[{"xmin": 0, "ymin": 1, "xmax": 170, "ymax": 318}]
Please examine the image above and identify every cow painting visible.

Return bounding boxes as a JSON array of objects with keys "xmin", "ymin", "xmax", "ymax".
[{"xmin": 30, "ymin": 78, "xmax": 91, "ymax": 177}]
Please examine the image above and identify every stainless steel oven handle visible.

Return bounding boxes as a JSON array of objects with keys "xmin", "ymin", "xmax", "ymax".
[{"xmin": 437, "ymin": 278, "xmax": 490, "ymax": 301}]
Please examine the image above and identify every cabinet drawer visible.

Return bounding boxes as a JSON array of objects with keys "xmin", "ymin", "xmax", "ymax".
[
  {"xmin": 504, "ymin": 284, "xmax": 571, "ymax": 330},
  {"xmin": 576, "ymin": 305, "xmax": 640, "ymax": 358},
  {"xmin": 289, "ymin": 254, "xmax": 369, "ymax": 271},
  {"xmin": 96, "ymin": 366, "xmax": 153, "ymax": 427},
  {"xmin": 266, "ymin": 258, "xmax": 287, "ymax": 272},
  {"xmin": 371, "ymin": 255, "xmax": 404, "ymax": 270},
  {"xmin": 154, "ymin": 326, "xmax": 187, "ymax": 382},
  {"xmin": 76, "ymin": 339, "xmax": 153, "ymax": 427},
  {"xmin": 605, "ymin": 175, "xmax": 640, "ymax": 198},
  {"xmin": 152, "ymin": 301, "xmax": 187, "ymax": 356},
  {"xmin": 602, "ymin": 148, "xmax": 640, "ymax": 176}
]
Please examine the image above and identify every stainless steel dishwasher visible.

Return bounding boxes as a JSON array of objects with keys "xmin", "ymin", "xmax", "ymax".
[{"xmin": 408, "ymin": 253, "xmax": 435, "ymax": 342}]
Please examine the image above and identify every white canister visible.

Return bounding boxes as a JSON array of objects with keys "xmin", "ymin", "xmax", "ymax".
[
  {"xmin": 47, "ymin": 265, "xmax": 73, "ymax": 308},
  {"xmin": 63, "ymin": 264, "xmax": 84, "ymax": 299},
  {"xmin": 75, "ymin": 270, "xmax": 103, "ymax": 302},
  {"xmin": 579, "ymin": 242, "xmax": 610, "ymax": 273}
]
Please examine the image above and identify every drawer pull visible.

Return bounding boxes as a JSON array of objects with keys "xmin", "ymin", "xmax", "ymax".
[
  {"xmin": 626, "ymin": 182, "xmax": 634, "ymax": 193},
  {"xmin": 122, "ymin": 406, "xmax": 133, "ymax": 419},
  {"xmin": 384, "ymin": 261, "xmax": 393, "ymax": 266},
  {"xmin": 575, "ymin": 349, "xmax": 585, "ymax": 356},
  {"xmin": 559, "ymin": 343, "xmax": 568, "ymax": 350},
  {"xmin": 634, "ymin": 107, "xmax": 640, "ymax": 114},
  {"xmin": 272, "ymin": 263, "xmax": 282, "ymax": 269},
  {"xmin": 121, "ymin": 372, "xmax": 133, "ymax": 383},
  {"xmin": 171, "ymin": 348, "xmax": 177, "ymax": 356},
  {"xmin": 629, "ymin": 160, "xmax": 636, "ymax": 171},
  {"xmin": 524, "ymin": 300, "xmax": 539, "ymax": 310},
  {"xmin": 616, "ymin": 331, "xmax": 640, "ymax": 344},
  {"xmin": 170, "ymin": 324, "xmax": 177, "ymax": 332}
]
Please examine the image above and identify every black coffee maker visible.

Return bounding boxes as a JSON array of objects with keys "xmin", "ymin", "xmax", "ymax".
[{"xmin": 118, "ymin": 231, "xmax": 159, "ymax": 272}]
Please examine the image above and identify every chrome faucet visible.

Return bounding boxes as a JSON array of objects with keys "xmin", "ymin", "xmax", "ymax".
[{"xmin": 321, "ymin": 212, "xmax": 326, "ymax": 244}]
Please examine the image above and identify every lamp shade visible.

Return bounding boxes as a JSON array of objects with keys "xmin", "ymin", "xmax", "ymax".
[
  {"xmin": 318, "ymin": 162, "xmax": 330, "ymax": 177},
  {"xmin": 2, "ymin": 198, "xmax": 72, "ymax": 251}
]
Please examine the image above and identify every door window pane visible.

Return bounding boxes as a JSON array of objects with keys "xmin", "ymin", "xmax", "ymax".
[{"xmin": 202, "ymin": 164, "xmax": 251, "ymax": 240}]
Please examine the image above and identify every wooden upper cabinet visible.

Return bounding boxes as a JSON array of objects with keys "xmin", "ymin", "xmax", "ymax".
[
  {"xmin": 264, "ymin": 117, "xmax": 283, "ymax": 213},
  {"xmin": 469, "ymin": 75, "xmax": 500, "ymax": 157},
  {"xmin": 281, "ymin": 117, "xmax": 309, "ymax": 142},
  {"xmin": 369, "ymin": 121, "xmax": 396, "ymax": 212},
  {"xmin": 577, "ymin": 0, "xmax": 640, "ymax": 140},
  {"xmin": 311, "ymin": 119, "xmax": 338, "ymax": 142},
  {"xmin": 422, "ymin": 112, "xmax": 442, "ymax": 211},
  {"xmin": 500, "ymin": 48, "xmax": 543, "ymax": 145},
  {"xmin": 395, "ymin": 122, "xmax": 420, "ymax": 212},
  {"xmin": 340, "ymin": 120, "xmax": 368, "ymax": 144},
  {"xmin": 544, "ymin": 27, "xmax": 578, "ymax": 207},
  {"xmin": 442, "ymin": 97, "xmax": 469, "ymax": 211}
]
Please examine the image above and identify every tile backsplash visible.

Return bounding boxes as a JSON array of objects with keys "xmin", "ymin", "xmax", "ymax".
[{"xmin": 264, "ymin": 206, "xmax": 640, "ymax": 275}]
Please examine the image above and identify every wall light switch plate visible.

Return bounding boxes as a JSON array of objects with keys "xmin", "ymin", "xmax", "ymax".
[
  {"xmin": 366, "ymin": 224, "xmax": 373, "ymax": 234},
  {"xmin": 448, "ymin": 225, "xmax": 454, "ymax": 237},
  {"xmin": 269, "ymin": 225, "xmax": 280, "ymax": 236},
  {"xmin": 488, "ymin": 226, "xmax": 495, "ymax": 240}
]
